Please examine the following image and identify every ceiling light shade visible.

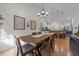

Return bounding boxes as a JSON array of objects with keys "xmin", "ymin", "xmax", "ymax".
[{"xmin": 0, "ymin": 15, "xmax": 4, "ymax": 20}]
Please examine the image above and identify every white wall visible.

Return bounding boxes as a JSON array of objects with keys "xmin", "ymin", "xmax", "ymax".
[{"xmin": 0, "ymin": 3, "xmax": 39, "ymax": 46}]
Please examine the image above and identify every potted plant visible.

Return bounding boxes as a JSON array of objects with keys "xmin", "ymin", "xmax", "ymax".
[{"xmin": 75, "ymin": 32, "xmax": 79, "ymax": 36}]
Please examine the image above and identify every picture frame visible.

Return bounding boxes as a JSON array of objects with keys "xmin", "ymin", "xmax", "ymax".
[
  {"xmin": 14, "ymin": 15, "xmax": 25, "ymax": 30},
  {"xmin": 30, "ymin": 20, "xmax": 36, "ymax": 30}
]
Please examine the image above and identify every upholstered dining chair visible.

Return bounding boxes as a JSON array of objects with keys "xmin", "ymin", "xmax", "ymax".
[
  {"xmin": 15, "ymin": 36, "xmax": 37, "ymax": 56},
  {"xmin": 40, "ymin": 35, "xmax": 54, "ymax": 56}
]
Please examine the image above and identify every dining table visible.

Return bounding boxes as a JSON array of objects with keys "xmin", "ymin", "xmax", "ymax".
[{"xmin": 19, "ymin": 32, "xmax": 55, "ymax": 55}]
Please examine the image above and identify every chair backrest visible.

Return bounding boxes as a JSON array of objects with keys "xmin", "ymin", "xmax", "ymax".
[
  {"xmin": 15, "ymin": 36, "xmax": 23, "ymax": 55},
  {"xmin": 47, "ymin": 35, "xmax": 54, "ymax": 47},
  {"xmin": 32, "ymin": 32, "xmax": 37, "ymax": 35},
  {"xmin": 38, "ymin": 32, "xmax": 42, "ymax": 34}
]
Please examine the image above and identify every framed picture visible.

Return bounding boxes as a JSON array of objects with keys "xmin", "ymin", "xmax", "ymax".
[
  {"xmin": 30, "ymin": 20, "xmax": 36, "ymax": 30},
  {"xmin": 14, "ymin": 15, "xmax": 25, "ymax": 30}
]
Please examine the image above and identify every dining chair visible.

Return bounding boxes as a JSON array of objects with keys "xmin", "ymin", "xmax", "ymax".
[
  {"xmin": 40, "ymin": 35, "xmax": 54, "ymax": 56},
  {"xmin": 32, "ymin": 32, "xmax": 37, "ymax": 35},
  {"xmin": 58, "ymin": 33, "xmax": 66, "ymax": 38},
  {"xmin": 15, "ymin": 36, "xmax": 37, "ymax": 56},
  {"xmin": 53, "ymin": 33, "xmax": 57, "ymax": 38},
  {"xmin": 38, "ymin": 32, "xmax": 42, "ymax": 34}
]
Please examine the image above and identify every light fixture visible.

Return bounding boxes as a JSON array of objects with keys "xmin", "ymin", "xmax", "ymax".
[
  {"xmin": 27, "ymin": 21, "xmax": 29, "ymax": 27},
  {"xmin": 0, "ymin": 15, "xmax": 4, "ymax": 20},
  {"xmin": 56, "ymin": 10, "xmax": 64, "ymax": 15},
  {"xmin": 38, "ymin": 3, "xmax": 48, "ymax": 18},
  {"xmin": 0, "ymin": 15, "xmax": 4, "ymax": 26}
]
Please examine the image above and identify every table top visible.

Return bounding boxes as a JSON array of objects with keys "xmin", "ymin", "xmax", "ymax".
[{"xmin": 19, "ymin": 32, "xmax": 55, "ymax": 46}]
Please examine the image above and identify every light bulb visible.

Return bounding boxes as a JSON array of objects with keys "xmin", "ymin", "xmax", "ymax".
[
  {"xmin": 38, "ymin": 13, "xmax": 40, "ymax": 16},
  {"xmin": 46, "ymin": 12, "xmax": 48, "ymax": 15},
  {"xmin": 42, "ymin": 10, "xmax": 44, "ymax": 13}
]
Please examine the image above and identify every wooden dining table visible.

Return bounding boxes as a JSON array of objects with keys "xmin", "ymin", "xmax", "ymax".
[
  {"xmin": 19, "ymin": 32, "xmax": 55, "ymax": 55},
  {"xmin": 20, "ymin": 32, "xmax": 55, "ymax": 46}
]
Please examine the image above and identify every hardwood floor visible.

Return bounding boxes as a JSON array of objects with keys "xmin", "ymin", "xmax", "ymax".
[
  {"xmin": 0, "ymin": 37, "xmax": 72, "ymax": 56},
  {"xmin": 41, "ymin": 37, "xmax": 72, "ymax": 56},
  {"xmin": 52, "ymin": 37, "xmax": 71, "ymax": 56}
]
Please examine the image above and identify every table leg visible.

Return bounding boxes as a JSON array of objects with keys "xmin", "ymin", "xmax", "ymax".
[{"xmin": 36, "ymin": 47, "xmax": 41, "ymax": 56}]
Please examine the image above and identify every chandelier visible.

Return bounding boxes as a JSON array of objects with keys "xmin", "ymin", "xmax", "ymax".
[{"xmin": 38, "ymin": 3, "xmax": 48, "ymax": 18}]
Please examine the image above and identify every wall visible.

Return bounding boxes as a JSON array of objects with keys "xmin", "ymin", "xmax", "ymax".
[{"xmin": 0, "ymin": 3, "xmax": 39, "ymax": 46}]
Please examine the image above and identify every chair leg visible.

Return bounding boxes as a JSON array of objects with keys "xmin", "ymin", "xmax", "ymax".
[
  {"xmin": 29, "ymin": 52, "xmax": 33, "ymax": 56},
  {"xmin": 28, "ymin": 50, "xmax": 38, "ymax": 56},
  {"xmin": 49, "ymin": 50, "xmax": 51, "ymax": 56},
  {"xmin": 17, "ymin": 47, "xmax": 19, "ymax": 56},
  {"xmin": 51, "ymin": 47, "xmax": 53, "ymax": 52},
  {"xmin": 51, "ymin": 41, "xmax": 54, "ymax": 52},
  {"xmin": 30, "ymin": 51, "xmax": 37, "ymax": 56},
  {"xmin": 36, "ymin": 48, "xmax": 41, "ymax": 56},
  {"xmin": 34, "ymin": 49, "xmax": 39, "ymax": 56},
  {"xmin": 29, "ymin": 53, "xmax": 31, "ymax": 56}
]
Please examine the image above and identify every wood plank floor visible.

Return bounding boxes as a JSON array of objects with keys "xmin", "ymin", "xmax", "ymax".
[
  {"xmin": 41, "ymin": 37, "xmax": 72, "ymax": 56},
  {"xmin": 0, "ymin": 37, "xmax": 72, "ymax": 56}
]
